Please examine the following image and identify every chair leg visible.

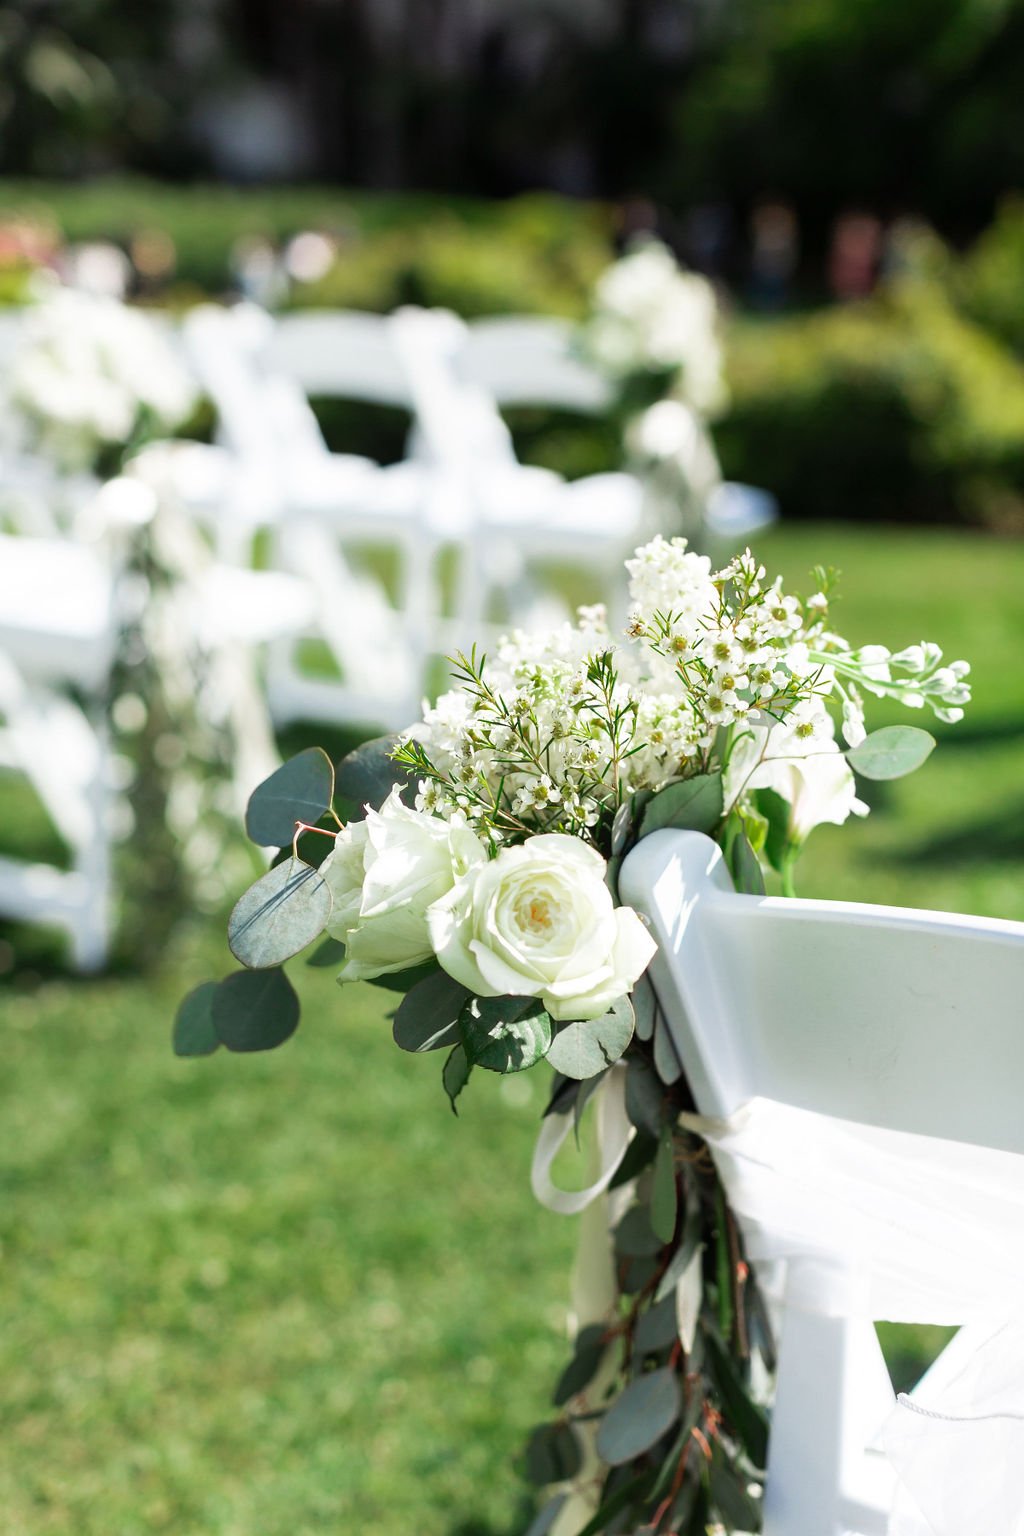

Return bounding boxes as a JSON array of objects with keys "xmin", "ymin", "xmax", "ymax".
[{"xmin": 764, "ymin": 1300, "xmax": 895, "ymax": 1536}]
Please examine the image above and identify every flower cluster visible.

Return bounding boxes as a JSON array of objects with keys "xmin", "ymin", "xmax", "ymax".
[
  {"xmin": 321, "ymin": 793, "xmax": 655, "ymax": 1022},
  {"xmin": 583, "ymin": 239, "xmax": 728, "ymax": 418},
  {"xmin": 395, "ymin": 535, "xmax": 970, "ymax": 858},
  {"xmin": 1, "ymin": 286, "xmax": 195, "ymax": 475}
]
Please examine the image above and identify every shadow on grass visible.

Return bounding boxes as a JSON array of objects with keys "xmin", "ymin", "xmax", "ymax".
[
  {"xmin": 893, "ymin": 799, "xmax": 1024, "ymax": 867},
  {"xmin": 451, "ymin": 1498, "xmax": 541, "ymax": 1536}
]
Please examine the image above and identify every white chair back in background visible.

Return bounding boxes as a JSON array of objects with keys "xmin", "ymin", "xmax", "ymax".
[{"xmin": 619, "ymin": 829, "xmax": 1024, "ymax": 1536}]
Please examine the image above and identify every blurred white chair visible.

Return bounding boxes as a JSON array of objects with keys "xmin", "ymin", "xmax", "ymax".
[
  {"xmin": 182, "ymin": 303, "xmax": 441, "ymax": 728},
  {"xmin": 463, "ymin": 313, "xmax": 778, "ymax": 556},
  {"xmin": 620, "ymin": 829, "xmax": 1024, "ymax": 1536},
  {"xmin": 0, "ymin": 525, "xmax": 123, "ymax": 970}
]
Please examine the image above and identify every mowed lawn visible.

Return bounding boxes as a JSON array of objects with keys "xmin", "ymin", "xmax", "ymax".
[{"xmin": 1, "ymin": 522, "xmax": 1022, "ymax": 1534}]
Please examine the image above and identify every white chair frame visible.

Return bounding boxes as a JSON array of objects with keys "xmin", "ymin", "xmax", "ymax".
[{"xmin": 619, "ymin": 829, "xmax": 1024, "ymax": 1536}]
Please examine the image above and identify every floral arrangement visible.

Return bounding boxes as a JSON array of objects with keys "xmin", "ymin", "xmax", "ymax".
[
  {"xmin": 0, "ymin": 285, "xmax": 195, "ymax": 477},
  {"xmin": 176, "ymin": 534, "xmax": 969, "ymax": 1535},
  {"xmin": 582, "ymin": 241, "xmax": 729, "ymax": 541}
]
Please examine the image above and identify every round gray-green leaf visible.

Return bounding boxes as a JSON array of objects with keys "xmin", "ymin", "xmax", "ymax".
[
  {"xmin": 228, "ymin": 857, "xmax": 332, "ymax": 969},
  {"xmin": 212, "ymin": 967, "xmax": 300, "ymax": 1053},
  {"xmin": 524, "ymin": 1422, "xmax": 582, "ymax": 1486},
  {"xmin": 336, "ymin": 734, "xmax": 409, "ymax": 816},
  {"xmin": 245, "ymin": 747, "xmax": 335, "ymax": 847},
  {"xmin": 460, "ymin": 995, "xmax": 552, "ymax": 1073},
  {"xmin": 847, "ymin": 725, "xmax": 935, "ymax": 781},
  {"xmin": 638, "ymin": 772, "xmax": 723, "ymax": 839},
  {"xmin": 393, "ymin": 970, "xmax": 469, "ymax": 1053},
  {"xmin": 173, "ymin": 981, "xmax": 220, "ymax": 1057},
  {"xmin": 546, "ymin": 996, "xmax": 634, "ymax": 1080},
  {"xmin": 595, "ymin": 1368, "xmax": 682, "ymax": 1465}
]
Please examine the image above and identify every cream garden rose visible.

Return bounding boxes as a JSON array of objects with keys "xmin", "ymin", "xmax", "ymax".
[
  {"xmin": 322, "ymin": 788, "xmax": 486, "ymax": 982},
  {"xmin": 427, "ymin": 834, "xmax": 657, "ymax": 1022}
]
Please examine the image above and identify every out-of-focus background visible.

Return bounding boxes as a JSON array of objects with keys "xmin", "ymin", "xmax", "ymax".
[{"xmin": 2, "ymin": 3, "xmax": 1022, "ymax": 1532}]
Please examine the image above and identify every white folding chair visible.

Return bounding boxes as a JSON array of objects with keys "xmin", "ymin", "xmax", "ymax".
[
  {"xmin": 619, "ymin": 829, "xmax": 1024, "ymax": 1536},
  {"xmin": 0, "ymin": 527, "xmax": 122, "ymax": 970}
]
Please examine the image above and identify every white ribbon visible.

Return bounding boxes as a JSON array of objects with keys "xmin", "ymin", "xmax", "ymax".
[{"xmin": 530, "ymin": 1065, "xmax": 633, "ymax": 1218}]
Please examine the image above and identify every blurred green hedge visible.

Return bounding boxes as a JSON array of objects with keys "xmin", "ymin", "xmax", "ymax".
[
  {"xmin": 719, "ymin": 277, "xmax": 1024, "ymax": 532},
  {"xmin": 0, "ymin": 178, "xmax": 613, "ymax": 316},
  {"xmin": 4, "ymin": 179, "xmax": 1024, "ymax": 529}
]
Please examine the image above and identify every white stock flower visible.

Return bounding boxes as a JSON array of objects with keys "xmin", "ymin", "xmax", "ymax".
[
  {"xmin": 322, "ymin": 788, "xmax": 486, "ymax": 982},
  {"xmin": 428, "ymin": 834, "xmax": 656, "ymax": 1022},
  {"xmin": 726, "ymin": 703, "xmax": 867, "ymax": 842}
]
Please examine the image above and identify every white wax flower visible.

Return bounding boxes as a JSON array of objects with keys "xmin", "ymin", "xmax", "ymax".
[
  {"xmin": 428, "ymin": 834, "xmax": 657, "ymax": 1022},
  {"xmin": 725, "ymin": 703, "xmax": 867, "ymax": 842},
  {"xmin": 322, "ymin": 788, "xmax": 486, "ymax": 982}
]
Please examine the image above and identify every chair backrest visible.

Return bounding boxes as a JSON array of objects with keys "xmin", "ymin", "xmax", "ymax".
[
  {"xmin": 263, "ymin": 309, "xmax": 413, "ymax": 406},
  {"xmin": 461, "ymin": 315, "xmax": 613, "ymax": 414},
  {"xmin": 619, "ymin": 829, "xmax": 1024, "ymax": 1155}
]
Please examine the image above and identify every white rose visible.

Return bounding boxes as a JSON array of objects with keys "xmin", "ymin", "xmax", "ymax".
[
  {"xmin": 427, "ymin": 833, "xmax": 657, "ymax": 1022},
  {"xmin": 726, "ymin": 704, "xmax": 867, "ymax": 842},
  {"xmin": 321, "ymin": 788, "xmax": 486, "ymax": 982}
]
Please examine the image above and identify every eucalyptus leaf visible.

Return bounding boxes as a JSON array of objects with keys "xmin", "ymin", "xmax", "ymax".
[
  {"xmin": 632, "ymin": 975, "xmax": 658, "ymax": 1042},
  {"xmin": 442, "ymin": 1043, "xmax": 472, "ymax": 1114},
  {"xmin": 543, "ymin": 1072, "xmax": 580, "ymax": 1119},
  {"xmin": 245, "ymin": 747, "xmax": 335, "ymax": 847},
  {"xmin": 212, "ymin": 967, "xmax": 300, "ymax": 1053},
  {"xmin": 650, "ymin": 1125, "xmax": 678, "ymax": 1244},
  {"xmin": 228, "ymin": 858, "xmax": 332, "ymax": 969},
  {"xmin": 393, "ymin": 970, "xmax": 470, "ymax": 1053},
  {"xmin": 553, "ymin": 1324, "xmax": 608, "ymax": 1407},
  {"xmin": 609, "ymin": 1132, "xmax": 657, "ymax": 1189},
  {"xmin": 709, "ymin": 1444, "xmax": 764, "ymax": 1527},
  {"xmin": 654, "ymin": 1176, "xmax": 704, "ymax": 1304},
  {"xmin": 610, "ymin": 800, "xmax": 634, "ymax": 857},
  {"xmin": 173, "ymin": 981, "xmax": 220, "ymax": 1057},
  {"xmin": 753, "ymin": 787, "xmax": 792, "ymax": 873},
  {"xmin": 523, "ymin": 1494, "xmax": 568, "ymax": 1536},
  {"xmin": 705, "ymin": 1334, "xmax": 770, "ymax": 1468},
  {"xmin": 546, "ymin": 996, "xmax": 634, "ymax": 1080},
  {"xmin": 633, "ymin": 1294, "xmax": 678, "ymax": 1355},
  {"xmin": 728, "ymin": 828, "xmax": 766, "ymax": 896},
  {"xmin": 595, "ymin": 1368, "xmax": 682, "ymax": 1466},
  {"xmin": 615, "ymin": 1204, "xmax": 665, "ymax": 1258},
  {"xmin": 625, "ymin": 1056, "xmax": 664, "ymax": 1139},
  {"xmin": 367, "ymin": 960, "xmax": 438, "ymax": 994},
  {"xmin": 652, "ymin": 1010, "xmax": 684, "ymax": 1086},
  {"xmin": 460, "ymin": 995, "xmax": 553, "ymax": 1073},
  {"xmin": 847, "ymin": 724, "xmax": 936, "ymax": 780},
  {"xmin": 575, "ymin": 1472, "xmax": 654, "ymax": 1536},
  {"xmin": 524, "ymin": 1422, "xmax": 582, "ymax": 1486},
  {"xmin": 305, "ymin": 935, "xmax": 346, "ymax": 969},
  {"xmin": 336, "ymin": 734, "xmax": 409, "ymax": 815},
  {"xmin": 637, "ymin": 772, "xmax": 723, "ymax": 840},
  {"xmin": 619, "ymin": 1254, "xmax": 659, "ymax": 1296}
]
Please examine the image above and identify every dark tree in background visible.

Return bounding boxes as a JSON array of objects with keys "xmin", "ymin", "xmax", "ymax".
[{"xmin": 2, "ymin": 0, "xmax": 1024, "ymax": 245}]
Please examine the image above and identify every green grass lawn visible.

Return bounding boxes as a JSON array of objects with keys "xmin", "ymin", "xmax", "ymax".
[{"xmin": 1, "ymin": 522, "xmax": 1022, "ymax": 1533}]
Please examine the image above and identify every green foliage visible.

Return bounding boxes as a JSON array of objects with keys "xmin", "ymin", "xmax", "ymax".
[
  {"xmin": 459, "ymin": 996, "xmax": 553, "ymax": 1074},
  {"xmin": 847, "ymin": 726, "xmax": 936, "ymax": 781},
  {"xmin": 211, "ymin": 968, "xmax": 301, "ymax": 1054},
  {"xmin": 637, "ymin": 773, "xmax": 724, "ymax": 840},
  {"xmin": 595, "ymin": 1368, "xmax": 681, "ymax": 1466},
  {"xmin": 227, "ymin": 858, "xmax": 332, "ymax": 969},
  {"xmin": 172, "ymin": 981, "xmax": 220, "ymax": 1057},
  {"xmin": 720, "ymin": 279, "xmax": 1024, "ymax": 531},
  {"xmin": 392, "ymin": 971, "xmax": 468, "ymax": 1053},
  {"xmin": 0, "ymin": 180, "xmax": 613, "ymax": 316},
  {"xmin": 335, "ymin": 734, "xmax": 408, "ymax": 816},
  {"xmin": 545, "ymin": 997, "xmax": 635, "ymax": 1080},
  {"xmin": 244, "ymin": 748, "xmax": 335, "ymax": 849}
]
